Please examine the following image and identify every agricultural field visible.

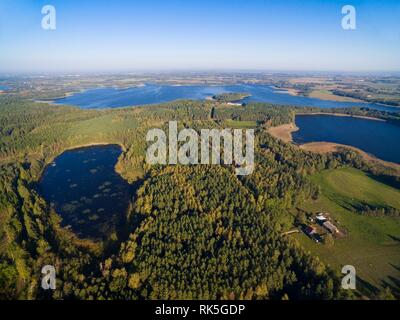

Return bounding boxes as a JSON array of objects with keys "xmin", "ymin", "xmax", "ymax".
[
  {"xmin": 222, "ymin": 119, "xmax": 258, "ymax": 129},
  {"xmin": 295, "ymin": 167, "xmax": 400, "ymax": 297},
  {"xmin": 274, "ymin": 76, "xmax": 400, "ymax": 106}
]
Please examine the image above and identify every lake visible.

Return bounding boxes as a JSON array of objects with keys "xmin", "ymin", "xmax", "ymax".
[
  {"xmin": 53, "ymin": 84, "xmax": 399, "ymax": 112},
  {"xmin": 293, "ymin": 115, "xmax": 400, "ymax": 164},
  {"xmin": 0, "ymin": 85, "xmax": 9, "ymax": 91},
  {"xmin": 39, "ymin": 145, "xmax": 131, "ymax": 239}
]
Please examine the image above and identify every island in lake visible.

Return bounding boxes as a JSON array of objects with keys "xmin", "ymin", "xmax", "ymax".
[{"xmin": 211, "ymin": 92, "xmax": 251, "ymax": 104}]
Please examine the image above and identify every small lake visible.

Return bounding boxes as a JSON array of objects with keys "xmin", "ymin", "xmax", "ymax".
[
  {"xmin": 53, "ymin": 84, "xmax": 399, "ymax": 112},
  {"xmin": 39, "ymin": 145, "xmax": 131, "ymax": 239},
  {"xmin": 293, "ymin": 115, "xmax": 400, "ymax": 164},
  {"xmin": 0, "ymin": 85, "xmax": 9, "ymax": 91}
]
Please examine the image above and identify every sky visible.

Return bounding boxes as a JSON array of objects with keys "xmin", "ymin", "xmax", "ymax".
[{"xmin": 0, "ymin": 0, "xmax": 399, "ymax": 73}]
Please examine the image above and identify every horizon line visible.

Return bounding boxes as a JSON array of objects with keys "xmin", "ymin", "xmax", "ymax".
[{"xmin": 1, "ymin": 69, "xmax": 400, "ymax": 76}]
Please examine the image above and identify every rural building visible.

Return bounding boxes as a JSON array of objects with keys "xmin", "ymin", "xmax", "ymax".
[
  {"xmin": 323, "ymin": 221, "xmax": 339, "ymax": 234},
  {"xmin": 303, "ymin": 225, "xmax": 316, "ymax": 236},
  {"xmin": 316, "ymin": 213, "xmax": 327, "ymax": 224}
]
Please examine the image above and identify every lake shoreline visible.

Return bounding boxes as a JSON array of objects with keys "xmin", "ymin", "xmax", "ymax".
[
  {"xmin": 300, "ymin": 142, "xmax": 400, "ymax": 172},
  {"xmin": 34, "ymin": 90, "xmax": 87, "ymax": 105},
  {"xmin": 272, "ymin": 86, "xmax": 299, "ymax": 97},
  {"xmin": 267, "ymin": 123, "xmax": 299, "ymax": 143},
  {"xmin": 295, "ymin": 112, "xmax": 386, "ymax": 122},
  {"xmin": 38, "ymin": 142, "xmax": 127, "ymax": 183},
  {"xmin": 40, "ymin": 83, "xmax": 399, "ymax": 112},
  {"xmin": 267, "ymin": 116, "xmax": 400, "ymax": 172}
]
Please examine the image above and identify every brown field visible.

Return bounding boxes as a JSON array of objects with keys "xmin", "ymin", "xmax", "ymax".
[
  {"xmin": 267, "ymin": 123, "xmax": 298, "ymax": 142},
  {"xmin": 289, "ymin": 77, "xmax": 329, "ymax": 83},
  {"xmin": 308, "ymin": 89, "xmax": 363, "ymax": 102}
]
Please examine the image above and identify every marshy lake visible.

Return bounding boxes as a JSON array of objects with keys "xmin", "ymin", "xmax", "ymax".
[{"xmin": 39, "ymin": 145, "xmax": 131, "ymax": 239}]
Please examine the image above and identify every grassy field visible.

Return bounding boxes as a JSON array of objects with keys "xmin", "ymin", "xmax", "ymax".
[
  {"xmin": 295, "ymin": 167, "xmax": 400, "ymax": 297},
  {"xmin": 308, "ymin": 89, "xmax": 362, "ymax": 102},
  {"xmin": 223, "ymin": 119, "xmax": 257, "ymax": 129}
]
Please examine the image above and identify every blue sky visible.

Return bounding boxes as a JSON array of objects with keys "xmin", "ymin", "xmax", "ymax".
[{"xmin": 0, "ymin": 0, "xmax": 399, "ymax": 72}]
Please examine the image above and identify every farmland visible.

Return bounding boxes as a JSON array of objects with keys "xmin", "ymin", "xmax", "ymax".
[{"xmin": 296, "ymin": 167, "xmax": 400, "ymax": 297}]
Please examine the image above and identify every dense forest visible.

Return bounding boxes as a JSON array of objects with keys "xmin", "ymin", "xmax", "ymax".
[{"xmin": 0, "ymin": 96, "xmax": 398, "ymax": 300}]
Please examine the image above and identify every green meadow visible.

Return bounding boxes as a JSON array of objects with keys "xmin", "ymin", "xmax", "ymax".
[
  {"xmin": 296, "ymin": 167, "xmax": 400, "ymax": 297},
  {"xmin": 222, "ymin": 119, "xmax": 258, "ymax": 129}
]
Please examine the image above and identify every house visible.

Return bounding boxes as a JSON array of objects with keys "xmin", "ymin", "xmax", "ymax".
[
  {"xmin": 302, "ymin": 225, "xmax": 321, "ymax": 243},
  {"xmin": 316, "ymin": 213, "xmax": 327, "ymax": 225},
  {"xmin": 303, "ymin": 225, "xmax": 316, "ymax": 236},
  {"xmin": 316, "ymin": 215, "xmax": 327, "ymax": 223},
  {"xmin": 323, "ymin": 221, "xmax": 339, "ymax": 234}
]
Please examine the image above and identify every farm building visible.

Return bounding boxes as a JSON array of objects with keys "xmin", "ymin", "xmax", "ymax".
[
  {"xmin": 303, "ymin": 225, "xmax": 316, "ymax": 236},
  {"xmin": 323, "ymin": 221, "xmax": 339, "ymax": 234},
  {"xmin": 316, "ymin": 213, "xmax": 327, "ymax": 220},
  {"xmin": 316, "ymin": 213, "xmax": 328, "ymax": 225},
  {"xmin": 316, "ymin": 216, "xmax": 327, "ymax": 224}
]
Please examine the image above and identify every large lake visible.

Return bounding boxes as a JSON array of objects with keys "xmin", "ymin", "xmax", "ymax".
[
  {"xmin": 293, "ymin": 115, "xmax": 400, "ymax": 164},
  {"xmin": 39, "ymin": 145, "xmax": 131, "ymax": 239},
  {"xmin": 54, "ymin": 84, "xmax": 399, "ymax": 112}
]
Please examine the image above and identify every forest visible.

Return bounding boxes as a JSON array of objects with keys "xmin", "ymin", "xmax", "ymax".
[{"xmin": 0, "ymin": 95, "xmax": 398, "ymax": 300}]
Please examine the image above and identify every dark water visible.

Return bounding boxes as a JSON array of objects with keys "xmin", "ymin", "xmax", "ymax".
[
  {"xmin": 293, "ymin": 115, "xmax": 400, "ymax": 164},
  {"xmin": 54, "ymin": 84, "xmax": 398, "ymax": 112},
  {"xmin": 39, "ymin": 145, "xmax": 131, "ymax": 239}
]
